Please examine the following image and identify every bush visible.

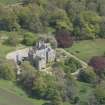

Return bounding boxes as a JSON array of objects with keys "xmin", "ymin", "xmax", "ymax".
[
  {"xmin": 55, "ymin": 29, "xmax": 73, "ymax": 48},
  {"xmin": 78, "ymin": 67, "xmax": 97, "ymax": 84},
  {"xmin": 23, "ymin": 32, "xmax": 38, "ymax": 46},
  {"xmin": 50, "ymin": 91, "xmax": 63, "ymax": 105},
  {"xmin": 39, "ymin": 35, "xmax": 58, "ymax": 49},
  {"xmin": 64, "ymin": 58, "xmax": 82, "ymax": 73},
  {"xmin": 5, "ymin": 32, "xmax": 20, "ymax": 46},
  {"xmin": 18, "ymin": 61, "xmax": 36, "ymax": 95},
  {"xmin": 95, "ymin": 83, "xmax": 105, "ymax": 104},
  {"xmin": 0, "ymin": 4, "xmax": 20, "ymax": 31},
  {"xmin": 0, "ymin": 59, "xmax": 16, "ymax": 81}
]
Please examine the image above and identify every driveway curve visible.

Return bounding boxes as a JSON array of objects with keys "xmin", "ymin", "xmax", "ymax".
[
  {"xmin": 6, "ymin": 48, "xmax": 88, "ymax": 76},
  {"xmin": 6, "ymin": 48, "xmax": 29, "ymax": 62}
]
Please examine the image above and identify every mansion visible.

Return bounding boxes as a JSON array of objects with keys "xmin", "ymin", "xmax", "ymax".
[{"xmin": 16, "ymin": 40, "xmax": 56, "ymax": 70}]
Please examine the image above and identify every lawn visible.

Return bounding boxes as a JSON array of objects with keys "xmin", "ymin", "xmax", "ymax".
[
  {"xmin": 0, "ymin": 80, "xmax": 47, "ymax": 105},
  {"xmin": 0, "ymin": 44, "xmax": 15, "ymax": 58},
  {"xmin": 77, "ymin": 81, "xmax": 93, "ymax": 102},
  {"xmin": 65, "ymin": 39, "xmax": 105, "ymax": 62}
]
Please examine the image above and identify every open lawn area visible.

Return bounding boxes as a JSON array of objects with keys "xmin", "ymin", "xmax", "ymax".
[
  {"xmin": 0, "ymin": 43, "xmax": 27, "ymax": 58},
  {"xmin": 77, "ymin": 82, "xmax": 93, "ymax": 102},
  {"xmin": 65, "ymin": 39, "xmax": 105, "ymax": 62}
]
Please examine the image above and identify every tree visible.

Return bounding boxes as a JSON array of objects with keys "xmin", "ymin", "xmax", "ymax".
[
  {"xmin": 87, "ymin": 2, "xmax": 98, "ymax": 12},
  {"xmin": 21, "ymin": 0, "xmax": 46, "ymax": 5},
  {"xmin": 5, "ymin": 32, "xmax": 20, "ymax": 46},
  {"xmin": 94, "ymin": 83, "xmax": 105, "ymax": 104},
  {"xmin": 89, "ymin": 56, "xmax": 105, "ymax": 78},
  {"xmin": 99, "ymin": 17, "xmax": 105, "ymax": 38},
  {"xmin": 18, "ymin": 4, "xmax": 44, "ymax": 33},
  {"xmin": 74, "ymin": 11, "xmax": 101, "ymax": 39},
  {"xmin": 0, "ymin": 4, "xmax": 20, "ymax": 31},
  {"xmin": 55, "ymin": 29, "xmax": 73, "ymax": 48},
  {"xmin": 98, "ymin": 0, "xmax": 105, "ymax": 16},
  {"xmin": 78, "ymin": 67, "xmax": 97, "ymax": 84},
  {"xmin": 50, "ymin": 91, "xmax": 63, "ymax": 105},
  {"xmin": 19, "ymin": 61, "xmax": 36, "ymax": 95},
  {"xmin": 66, "ymin": 0, "xmax": 86, "ymax": 21},
  {"xmin": 48, "ymin": 8, "xmax": 73, "ymax": 31},
  {"xmin": 65, "ymin": 73, "xmax": 78, "ymax": 103},
  {"xmin": 39, "ymin": 35, "xmax": 58, "ymax": 49},
  {"xmin": 23, "ymin": 32, "xmax": 38, "ymax": 46},
  {"xmin": 32, "ymin": 72, "xmax": 58, "ymax": 99},
  {"xmin": 64, "ymin": 57, "xmax": 82, "ymax": 73},
  {"xmin": 19, "ymin": 61, "xmax": 56, "ymax": 99},
  {"xmin": 21, "ymin": 0, "xmax": 33, "ymax": 5},
  {"xmin": 0, "ymin": 59, "xmax": 16, "ymax": 81}
]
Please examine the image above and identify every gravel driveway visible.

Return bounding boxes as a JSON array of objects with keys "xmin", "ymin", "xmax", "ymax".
[{"xmin": 6, "ymin": 48, "xmax": 29, "ymax": 62}]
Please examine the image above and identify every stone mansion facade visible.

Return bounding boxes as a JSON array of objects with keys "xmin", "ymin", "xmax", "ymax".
[{"xmin": 16, "ymin": 40, "xmax": 56, "ymax": 70}]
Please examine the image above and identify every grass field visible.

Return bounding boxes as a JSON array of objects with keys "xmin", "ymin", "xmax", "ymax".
[
  {"xmin": 0, "ymin": 44, "xmax": 15, "ymax": 58},
  {"xmin": 0, "ymin": 80, "xmax": 46, "ymax": 105},
  {"xmin": 65, "ymin": 39, "xmax": 105, "ymax": 62},
  {"xmin": 77, "ymin": 82, "xmax": 93, "ymax": 102},
  {"xmin": 0, "ymin": 0, "xmax": 19, "ymax": 4}
]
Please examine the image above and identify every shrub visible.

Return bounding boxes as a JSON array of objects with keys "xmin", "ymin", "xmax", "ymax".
[
  {"xmin": 39, "ymin": 35, "xmax": 58, "ymax": 49},
  {"xmin": 23, "ymin": 32, "xmax": 38, "ymax": 46},
  {"xmin": 95, "ymin": 83, "xmax": 105, "ymax": 104},
  {"xmin": 64, "ymin": 58, "xmax": 82, "ymax": 73},
  {"xmin": 0, "ymin": 59, "xmax": 16, "ymax": 81},
  {"xmin": 0, "ymin": 4, "xmax": 20, "ymax": 31},
  {"xmin": 5, "ymin": 32, "xmax": 20, "ymax": 46},
  {"xmin": 78, "ymin": 67, "xmax": 97, "ymax": 84},
  {"xmin": 55, "ymin": 29, "xmax": 73, "ymax": 48}
]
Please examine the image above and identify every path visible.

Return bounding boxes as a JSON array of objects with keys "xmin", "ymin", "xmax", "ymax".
[
  {"xmin": 6, "ymin": 48, "xmax": 52, "ymax": 75},
  {"xmin": 60, "ymin": 49, "xmax": 88, "ymax": 68},
  {"xmin": 6, "ymin": 48, "xmax": 29, "ymax": 61},
  {"xmin": 58, "ymin": 48, "xmax": 88, "ymax": 75},
  {"xmin": 6, "ymin": 48, "xmax": 88, "ymax": 76}
]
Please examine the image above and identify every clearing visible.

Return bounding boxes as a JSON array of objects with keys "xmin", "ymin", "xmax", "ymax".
[
  {"xmin": 65, "ymin": 39, "xmax": 105, "ymax": 62},
  {"xmin": 0, "ymin": 44, "xmax": 15, "ymax": 58},
  {"xmin": 77, "ymin": 81, "xmax": 93, "ymax": 103}
]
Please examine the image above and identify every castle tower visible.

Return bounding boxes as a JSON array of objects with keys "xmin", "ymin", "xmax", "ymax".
[{"xmin": 28, "ymin": 40, "xmax": 56, "ymax": 70}]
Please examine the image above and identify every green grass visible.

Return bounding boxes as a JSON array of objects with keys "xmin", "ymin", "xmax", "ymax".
[
  {"xmin": 65, "ymin": 39, "xmax": 105, "ymax": 62},
  {"xmin": 0, "ymin": 42, "xmax": 28, "ymax": 59},
  {"xmin": 0, "ymin": 80, "xmax": 46, "ymax": 105},
  {"xmin": 0, "ymin": 0, "xmax": 19, "ymax": 4},
  {"xmin": 77, "ymin": 82, "xmax": 93, "ymax": 102},
  {"xmin": 0, "ymin": 43, "xmax": 15, "ymax": 58}
]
